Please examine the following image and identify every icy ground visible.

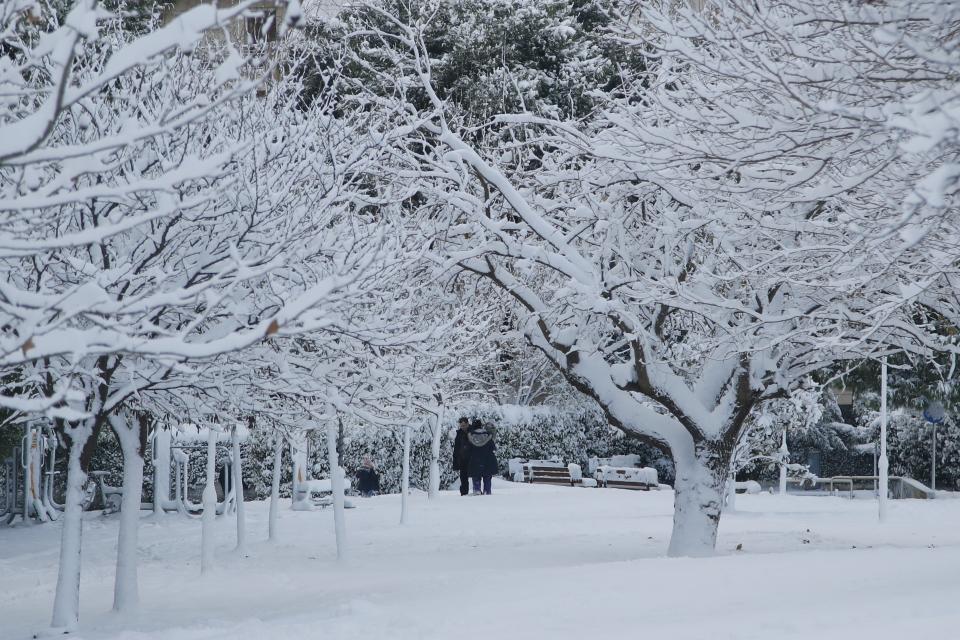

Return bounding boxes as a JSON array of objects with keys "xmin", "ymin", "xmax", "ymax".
[{"xmin": 3, "ymin": 481, "xmax": 960, "ymax": 640}]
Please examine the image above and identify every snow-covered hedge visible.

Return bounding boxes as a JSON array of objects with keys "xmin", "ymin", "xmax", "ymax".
[
  {"xmin": 239, "ymin": 403, "xmax": 672, "ymax": 497},
  {"xmin": 2, "ymin": 404, "xmax": 670, "ymax": 502}
]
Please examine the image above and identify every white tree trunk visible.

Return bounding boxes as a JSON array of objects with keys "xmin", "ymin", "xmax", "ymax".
[
  {"xmin": 667, "ymin": 448, "xmax": 727, "ymax": 557},
  {"xmin": 268, "ymin": 436, "xmax": 283, "ymax": 543},
  {"xmin": 325, "ymin": 422, "xmax": 347, "ymax": 561},
  {"xmin": 51, "ymin": 425, "xmax": 91, "ymax": 630},
  {"xmin": 112, "ymin": 417, "xmax": 145, "ymax": 613},
  {"xmin": 290, "ymin": 430, "xmax": 310, "ymax": 511},
  {"xmin": 400, "ymin": 425, "xmax": 411, "ymax": 525},
  {"xmin": 201, "ymin": 429, "xmax": 217, "ymax": 574},
  {"xmin": 153, "ymin": 428, "xmax": 172, "ymax": 515},
  {"xmin": 428, "ymin": 406, "xmax": 444, "ymax": 499},
  {"xmin": 724, "ymin": 470, "xmax": 736, "ymax": 513},
  {"xmin": 232, "ymin": 425, "xmax": 246, "ymax": 554}
]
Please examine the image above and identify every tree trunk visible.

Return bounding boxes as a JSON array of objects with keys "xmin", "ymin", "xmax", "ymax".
[
  {"xmin": 290, "ymin": 430, "xmax": 310, "ymax": 511},
  {"xmin": 268, "ymin": 436, "xmax": 283, "ymax": 543},
  {"xmin": 153, "ymin": 428, "xmax": 172, "ymax": 516},
  {"xmin": 428, "ymin": 405, "xmax": 444, "ymax": 499},
  {"xmin": 51, "ymin": 424, "xmax": 92, "ymax": 630},
  {"xmin": 400, "ymin": 425, "xmax": 411, "ymax": 525},
  {"xmin": 326, "ymin": 422, "xmax": 347, "ymax": 561},
  {"xmin": 201, "ymin": 428, "xmax": 217, "ymax": 574},
  {"xmin": 232, "ymin": 424, "xmax": 246, "ymax": 554},
  {"xmin": 112, "ymin": 415, "xmax": 145, "ymax": 613},
  {"xmin": 724, "ymin": 470, "xmax": 736, "ymax": 513},
  {"xmin": 667, "ymin": 445, "xmax": 728, "ymax": 557}
]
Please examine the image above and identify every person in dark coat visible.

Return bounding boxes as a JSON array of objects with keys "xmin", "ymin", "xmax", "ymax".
[
  {"xmin": 355, "ymin": 454, "xmax": 380, "ymax": 497},
  {"xmin": 452, "ymin": 417, "xmax": 472, "ymax": 496},
  {"xmin": 467, "ymin": 418, "xmax": 497, "ymax": 495}
]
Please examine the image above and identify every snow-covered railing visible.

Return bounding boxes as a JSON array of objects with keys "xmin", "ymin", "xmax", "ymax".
[{"xmin": 802, "ymin": 475, "xmax": 936, "ymax": 500}]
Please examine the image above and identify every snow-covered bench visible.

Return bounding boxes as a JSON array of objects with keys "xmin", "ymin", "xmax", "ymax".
[
  {"xmin": 508, "ymin": 458, "xmax": 565, "ymax": 482},
  {"xmin": 594, "ymin": 466, "xmax": 659, "ymax": 490},
  {"xmin": 293, "ymin": 472, "xmax": 355, "ymax": 509},
  {"xmin": 587, "ymin": 454, "xmax": 643, "ymax": 475},
  {"xmin": 522, "ymin": 460, "xmax": 573, "ymax": 486}
]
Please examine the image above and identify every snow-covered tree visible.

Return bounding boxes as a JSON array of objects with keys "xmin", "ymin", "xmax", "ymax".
[
  {"xmin": 0, "ymin": 0, "xmax": 424, "ymax": 626},
  {"xmin": 339, "ymin": 3, "xmax": 955, "ymax": 556}
]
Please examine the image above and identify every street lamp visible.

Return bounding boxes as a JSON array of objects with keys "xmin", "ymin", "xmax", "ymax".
[
  {"xmin": 922, "ymin": 400, "xmax": 945, "ymax": 491},
  {"xmin": 778, "ymin": 430, "xmax": 789, "ymax": 496},
  {"xmin": 879, "ymin": 358, "xmax": 888, "ymax": 523}
]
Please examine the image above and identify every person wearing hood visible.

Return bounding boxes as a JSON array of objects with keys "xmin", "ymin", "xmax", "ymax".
[
  {"xmin": 467, "ymin": 418, "xmax": 497, "ymax": 495},
  {"xmin": 452, "ymin": 416, "xmax": 472, "ymax": 496},
  {"xmin": 356, "ymin": 454, "xmax": 380, "ymax": 497}
]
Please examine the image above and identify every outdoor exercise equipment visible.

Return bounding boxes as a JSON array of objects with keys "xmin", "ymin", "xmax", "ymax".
[
  {"xmin": 289, "ymin": 429, "xmax": 354, "ymax": 510},
  {"xmin": 151, "ymin": 424, "xmax": 247, "ymax": 518},
  {"xmin": 0, "ymin": 425, "xmax": 66, "ymax": 524}
]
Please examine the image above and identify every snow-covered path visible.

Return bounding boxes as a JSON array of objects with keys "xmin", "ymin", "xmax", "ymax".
[{"xmin": 2, "ymin": 481, "xmax": 960, "ymax": 639}]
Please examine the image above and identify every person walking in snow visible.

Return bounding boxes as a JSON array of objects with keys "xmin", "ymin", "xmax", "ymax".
[
  {"xmin": 467, "ymin": 418, "xmax": 497, "ymax": 495},
  {"xmin": 452, "ymin": 416, "xmax": 472, "ymax": 496},
  {"xmin": 355, "ymin": 454, "xmax": 380, "ymax": 497}
]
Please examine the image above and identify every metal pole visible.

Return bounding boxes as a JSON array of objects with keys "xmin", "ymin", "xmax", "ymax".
[
  {"xmin": 879, "ymin": 358, "xmax": 889, "ymax": 523},
  {"xmin": 778, "ymin": 430, "xmax": 788, "ymax": 496},
  {"xmin": 400, "ymin": 424, "xmax": 411, "ymax": 525},
  {"xmin": 932, "ymin": 422, "xmax": 937, "ymax": 491}
]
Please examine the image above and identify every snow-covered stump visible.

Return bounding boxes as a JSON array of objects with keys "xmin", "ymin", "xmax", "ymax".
[
  {"xmin": 232, "ymin": 424, "xmax": 246, "ymax": 555},
  {"xmin": 400, "ymin": 425, "xmax": 411, "ymax": 525},
  {"xmin": 51, "ymin": 428, "xmax": 91, "ymax": 630},
  {"xmin": 268, "ymin": 436, "xmax": 283, "ymax": 543},
  {"xmin": 111, "ymin": 416, "xmax": 146, "ymax": 613},
  {"xmin": 667, "ymin": 449, "xmax": 728, "ymax": 558},
  {"xmin": 201, "ymin": 428, "xmax": 218, "ymax": 574},
  {"xmin": 325, "ymin": 422, "xmax": 347, "ymax": 561}
]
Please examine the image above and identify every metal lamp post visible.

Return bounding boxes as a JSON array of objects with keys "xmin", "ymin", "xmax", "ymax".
[
  {"xmin": 879, "ymin": 358, "xmax": 889, "ymax": 523},
  {"xmin": 778, "ymin": 430, "xmax": 789, "ymax": 496},
  {"xmin": 923, "ymin": 400, "xmax": 945, "ymax": 491}
]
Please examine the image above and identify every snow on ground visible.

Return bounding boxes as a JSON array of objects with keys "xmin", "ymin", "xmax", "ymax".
[{"xmin": 2, "ymin": 480, "xmax": 960, "ymax": 640}]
